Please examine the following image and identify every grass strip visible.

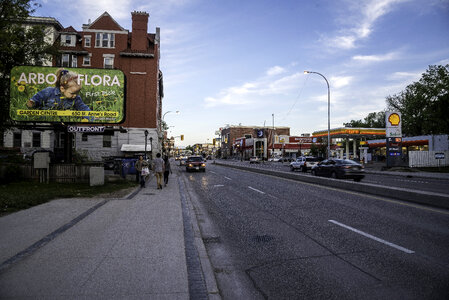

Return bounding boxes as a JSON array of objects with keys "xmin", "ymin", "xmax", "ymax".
[{"xmin": 0, "ymin": 181, "xmax": 137, "ymax": 214}]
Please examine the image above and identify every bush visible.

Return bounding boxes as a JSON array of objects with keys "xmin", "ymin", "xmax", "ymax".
[{"xmin": 3, "ymin": 164, "xmax": 23, "ymax": 184}]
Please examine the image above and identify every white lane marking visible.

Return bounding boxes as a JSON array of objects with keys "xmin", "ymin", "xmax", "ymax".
[
  {"xmin": 224, "ymin": 176, "xmax": 232, "ymax": 180},
  {"xmin": 209, "ymin": 171, "xmax": 217, "ymax": 174},
  {"xmin": 213, "ymin": 184, "xmax": 224, "ymax": 188},
  {"xmin": 248, "ymin": 186, "xmax": 265, "ymax": 194},
  {"xmin": 328, "ymin": 220, "xmax": 415, "ymax": 254}
]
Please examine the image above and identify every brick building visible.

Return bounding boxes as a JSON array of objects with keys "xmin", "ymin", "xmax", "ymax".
[
  {"xmin": 3, "ymin": 12, "xmax": 163, "ymax": 162},
  {"xmin": 220, "ymin": 125, "xmax": 290, "ymax": 159}
]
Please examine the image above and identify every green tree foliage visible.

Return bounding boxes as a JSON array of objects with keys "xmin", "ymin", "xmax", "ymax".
[
  {"xmin": 345, "ymin": 111, "xmax": 386, "ymax": 128},
  {"xmin": 0, "ymin": 0, "xmax": 59, "ymax": 131},
  {"xmin": 386, "ymin": 65, "xmax": 449, "ymax": 136}
]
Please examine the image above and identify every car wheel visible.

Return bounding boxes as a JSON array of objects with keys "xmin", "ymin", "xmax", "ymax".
[
  {"xmin": 331, "ymin": 171, "xmax": 338, "ymax": 179},
  {"xmin": 290, "ymin": 166, "xmax": 295, "ymax": 171}
]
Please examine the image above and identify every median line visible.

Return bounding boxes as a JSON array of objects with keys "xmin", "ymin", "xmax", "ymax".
[
  {"xmin": 248, "ymin": 186, "xmax": 265, "ymax": 194},
  {"xmin": 329, "ymin": 220, "xmax": 415, "ymax": 254}
]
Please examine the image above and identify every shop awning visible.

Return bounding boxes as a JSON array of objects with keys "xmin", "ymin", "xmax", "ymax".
[{"xmin": 120, "ymin": 144, "xmax": 152, "ymax": 152}]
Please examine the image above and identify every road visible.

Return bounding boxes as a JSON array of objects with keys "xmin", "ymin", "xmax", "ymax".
[
  {"xmin": 217, "ymin": 160, "xmax": 449, "ymax": 195},
  {"xmin": 179, "ymin": 161, "xmax": 449, "ymax": 299}
]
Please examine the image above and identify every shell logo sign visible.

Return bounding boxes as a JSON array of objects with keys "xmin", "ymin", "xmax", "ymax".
[
  {"xmin": 388, "ymin": 113, "xmax": 400, "ymax": 126},
  {"xmin": 386, "ymin": 111, "xmax": 402, "ymax": 137}
]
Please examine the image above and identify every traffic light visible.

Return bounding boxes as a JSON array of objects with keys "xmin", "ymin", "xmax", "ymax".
[{"xmin": 181, "ymin": 134, "xmax": 184, "ymax": 141}]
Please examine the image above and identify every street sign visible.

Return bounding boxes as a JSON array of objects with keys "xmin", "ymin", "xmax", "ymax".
[{"xmin": 435, "ymin": 153, "xmax": 445, "ymax": 160}]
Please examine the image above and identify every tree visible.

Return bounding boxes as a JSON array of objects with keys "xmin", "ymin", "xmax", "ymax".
[
  {"xmin": 345, "ymin": 111, "xmax": 386, "ymax": 129},
  {"xmin": 0, "ymin": 0, "xmax": 59, "ymax": 131},
  {"xmin": 386, "ymin": 65, "xmax": 449, "ymax": 136}
]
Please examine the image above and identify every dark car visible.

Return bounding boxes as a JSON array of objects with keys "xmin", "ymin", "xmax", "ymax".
[
  {"xmin": 311, "ymin": 159, "xmax": 365, "ymax": 182},
  {"xmin": 186, "ymin": 156, "xmax": 206, "ymax": 172}
]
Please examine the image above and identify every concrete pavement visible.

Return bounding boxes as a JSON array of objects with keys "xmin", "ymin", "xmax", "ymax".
[{"xmin": 0, "ymin": 168, "xmax": 219, "ymax": 299}]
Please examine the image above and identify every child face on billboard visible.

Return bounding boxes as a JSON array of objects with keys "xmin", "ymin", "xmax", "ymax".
[{"xmin": 60, "ymin": 81, "xmax": 81, "ymax": 99}]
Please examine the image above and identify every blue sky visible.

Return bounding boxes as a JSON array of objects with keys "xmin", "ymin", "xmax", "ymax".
[{"xmin": 34, "ymin": 0, "xmax": 449, "ymax": 146}]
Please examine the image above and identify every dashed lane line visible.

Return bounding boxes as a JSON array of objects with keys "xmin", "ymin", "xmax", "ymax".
[{"xmin": 329, "ymin": 219, "xmax": 415, "ymax": 254}]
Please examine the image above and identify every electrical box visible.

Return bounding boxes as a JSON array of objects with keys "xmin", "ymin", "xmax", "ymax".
[{"xmin": 34, "ymin": 152, "xmax": 50, "ymax": 169}]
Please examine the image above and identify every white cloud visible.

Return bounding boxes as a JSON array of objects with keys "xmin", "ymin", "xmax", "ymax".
[
  {"xmin": 330, "ymin": 76, "xmax": 353, "ymax": 88},
  {"xmin": 326, "ymin": 0, "xmax": 408, "ymax": 50},
  {"xmin": 266, "ymin": 66, "xmax": 286, "ymax": 76},
  {"xmin": 387, "ymin": 71, "xmax": 421, "ymax": 81},
  {"xmin": 352, "ymin": 51, "xmax": 399, "ymax": 62}
]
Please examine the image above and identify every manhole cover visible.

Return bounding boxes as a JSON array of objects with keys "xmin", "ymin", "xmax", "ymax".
[{"xmin": 253, "ymin": 235, "xmax": 274, "ymax": 243}]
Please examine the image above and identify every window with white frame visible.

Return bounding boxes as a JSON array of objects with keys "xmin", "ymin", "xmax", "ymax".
[
  {"xmin": 61, "ymin": 34, "xmax": 75, "ymax": 46},
  {"xmin": 95, "ymin": 32, "xmax": 115, "ymax": 48},
  {"xmin": 82, "ymin": 133, "xmax": 88, "ymax": 142},
  {"xmin": 84, "ymin": 36, "xmax": 91, "ymax": 47},
  {"xmin": 71, "ymin": 55, "xmax": 77, "ymax": 67},
  {"xmin": 83, "ymin": 54, "xmax": 91, "ymax": 66},
  {"xmin": 103, "ymin": 55, "xmax": 114, "ymax": 69}
]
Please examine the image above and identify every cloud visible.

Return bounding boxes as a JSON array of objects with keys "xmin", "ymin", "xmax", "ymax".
[
  {"xmin": 326, "ymin": 0, "xmax": 408, "ymax": 49},
  {"xmin": 330, "ymin": 76, "xmax": 353, "ymax": 88},
  {"xmin": 266, "ymin": 66, "xmax": 286, "ymax": 76},
  {"xmin": 352, "ymin": 51, "xmax": 399, "ymax": 62},
  {"xmin": 387, "ymin": 71, "xmax": 421, "ymax": 81},
  {"xmin": 203, "ymin": 70, "xmax": 304, "ymax": 108}
]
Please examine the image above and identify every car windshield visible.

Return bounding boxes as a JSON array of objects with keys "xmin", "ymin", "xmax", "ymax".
[{"xmin": 188, "ymin": 157, "xmax": 203, "ymax": 162}]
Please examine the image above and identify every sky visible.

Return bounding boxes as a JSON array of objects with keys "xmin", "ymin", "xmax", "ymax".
[{"xmin": 34, "ymin": 0, "xmax": 449, "ymax": 147}]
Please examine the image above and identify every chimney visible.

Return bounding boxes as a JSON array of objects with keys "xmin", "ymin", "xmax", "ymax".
[{"xmin": 131, "ymin": 11, "xmax": 149, "ymax": 51}]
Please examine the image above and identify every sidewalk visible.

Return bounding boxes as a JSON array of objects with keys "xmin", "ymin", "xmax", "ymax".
[{"xmin": 0, "ymin": 171, "xmax": 192, "ymax": 299}]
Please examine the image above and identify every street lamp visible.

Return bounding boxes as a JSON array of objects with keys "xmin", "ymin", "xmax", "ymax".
[
  {"xmin": 149, "ymin": 137, "xmax": 153, "ymax": 160},
  {"xmin": 144, "ymin": 130, "xmax": 149, "ymax": 160},
  {"xmin": 304, "ymin": 70, "xmax": 331, "ymax": 159},
  {"xmin": 162, "ymin": 110, "xmax": 180, "ymax": 121}
]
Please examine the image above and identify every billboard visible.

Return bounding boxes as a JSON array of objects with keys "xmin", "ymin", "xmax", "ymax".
[{"xmin": 10, "ymin": 66, "xmax": 125, "ymax": 124}]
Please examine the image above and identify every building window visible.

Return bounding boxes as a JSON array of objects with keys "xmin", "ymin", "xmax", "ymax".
[
  {"xmin": 83, "ymin": 54, "xmax": 91, "ymax": 66},
  {"xmin": 62, "ymin": 54, "xmax": 70, "ymax": 67},
  {"xmin": 95, "ymin": 32, "xmax": 115, "ymax": 48},
  {"xmin": 104, "ymin": 56, "xmax": 114, "ymax": 69},
  {"xmin": 61, "ymin": 34, "xmax": 75, "ymax": 46},
  {"xmin": 82, "ymin": 134, "xmax": 88, "ymax": 142},
  {"xmin": 32, "ymin": 132, "xmax": 41, "ymax": 147},
  {"xmin": 103, "ymin": 135, "xmax": 111, "ymax": 148},
  {"xmin": 71, "ymin": 55, "xmax": 77, "ymax": 67},
  {"xmin": 13, "ymin": 132, "xmax": 21, "ymax": 148},
  {"xmin": 84, "ymin": 36, "xmax": 91, "ymax": 47}
]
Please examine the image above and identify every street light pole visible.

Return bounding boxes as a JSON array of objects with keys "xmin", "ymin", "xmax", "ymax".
[
  {"xmin": 144, "ymin": 130, "xmax": 149, "ymax": 160},
  {"xmin": 304, "ymin": 70, "xmax": 331, "ymax": 159}
]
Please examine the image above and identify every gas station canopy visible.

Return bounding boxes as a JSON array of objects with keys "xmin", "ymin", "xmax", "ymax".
[{"xmin": 312, "ymin": 127, "xmax": 386, "ymax": 139}]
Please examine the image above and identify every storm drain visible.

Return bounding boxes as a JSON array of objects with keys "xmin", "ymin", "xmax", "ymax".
[{"xmin": 253, "ymin": 235, "xmax": 274, "ymax": 243}]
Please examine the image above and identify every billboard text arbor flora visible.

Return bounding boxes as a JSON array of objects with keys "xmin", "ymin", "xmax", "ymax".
[{"xmin": 10, "ymin": 66, "xmax": 125, "ymax": 124}]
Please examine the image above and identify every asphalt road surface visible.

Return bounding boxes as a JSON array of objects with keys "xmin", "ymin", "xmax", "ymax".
[{"xmin": 179, "ymin": 162, "xmax": 449, "ymax": 299}]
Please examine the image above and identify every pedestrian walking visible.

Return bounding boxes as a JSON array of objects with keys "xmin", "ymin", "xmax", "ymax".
[
  {"xmin": 135, "ymin": 156, "xmax": 150, "ymax": 188},
  {"xmin": 163, "ymin": 155, "xmax": 172, "ymax": 186},
  {"xmin": 153, "ymin": 153, "xmax": 165, "ymax": 189}
]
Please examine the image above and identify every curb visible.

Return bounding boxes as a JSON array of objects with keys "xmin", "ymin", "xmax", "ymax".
[{"xmin": 214, "ymin": 161, "xmax": 449, "ymax": 210}]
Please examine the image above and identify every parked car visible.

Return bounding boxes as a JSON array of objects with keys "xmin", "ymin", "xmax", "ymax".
[
  {"xmin": 186, "ymin": 156, "xmax": 206, "ymax": 172},
  {"xmin": 249, "ymin": 156, "xmax": 260, "ymax": 164},
  {"xmin": 290, "ymin": 156, "xmax": 319, "ymax": 172},
  {"xmin": 180, "ymin": 157, "xmax": 188, "ymax": 166},
  {"xmin": 278, "ymin": 157, "xmax": 292, "ymax": 163},
  {"xmin": 311, "ymin": 159, "xmax": 365, "ymax": 182}
]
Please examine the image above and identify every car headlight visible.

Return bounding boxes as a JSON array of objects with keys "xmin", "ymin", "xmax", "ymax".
[
  {"xmin": 201, "ymin": 163, "xmax": 206, "ymax": 167},
  {"xmin": 188, "ymin": 164, "xmax": 193, "ymax": 167}
]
